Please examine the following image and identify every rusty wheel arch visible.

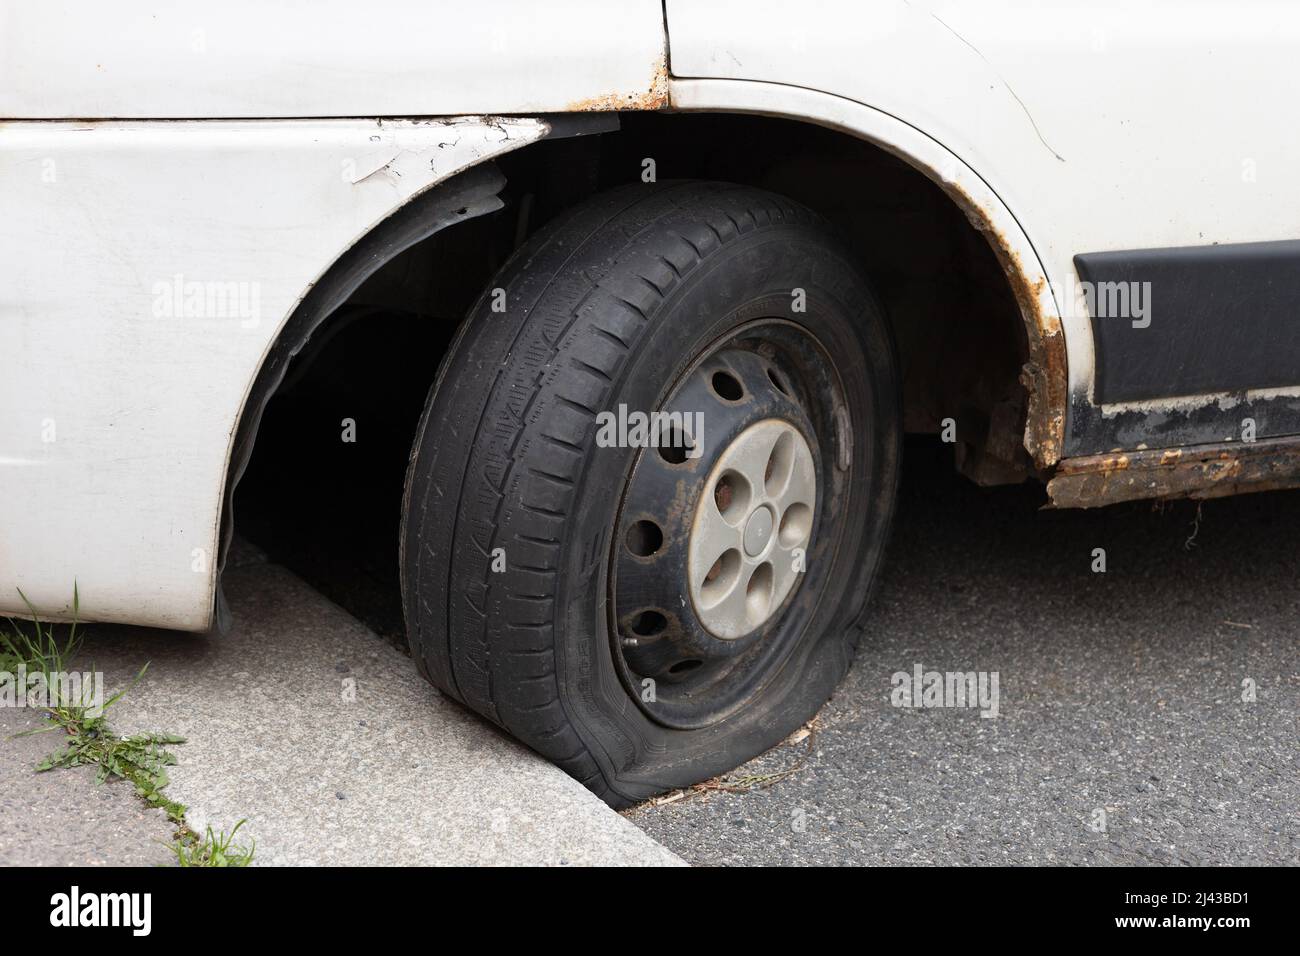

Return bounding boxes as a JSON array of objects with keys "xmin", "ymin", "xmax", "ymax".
[
  {"xmin": 937, "ymin": 180, "xmax": 1068, "ymax": 472},
  {"xmin": 619, "ymin": 102, "xmax": 1072, "ymax": 478}
]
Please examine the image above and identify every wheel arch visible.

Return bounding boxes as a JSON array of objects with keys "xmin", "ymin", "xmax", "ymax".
[
  {"xmin": 222, "ymin": 97, "xmax": 1070, "ymax": 631},
  {"xmin": 212, "ymin": 162, "xmax": 513, "ymax": 630},
  {"xmin": 668, "ymin": 78, "xmax": 1070, "ymax": 470}
]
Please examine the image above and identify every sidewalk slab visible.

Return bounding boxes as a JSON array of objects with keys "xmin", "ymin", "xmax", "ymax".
[
  {"xmin": 0, "ymin": 708, "xmax": 177, "ymax": 866},
  {"xmin": 73, "ymin": 560, "xmax": 683, "ymax": 866}
]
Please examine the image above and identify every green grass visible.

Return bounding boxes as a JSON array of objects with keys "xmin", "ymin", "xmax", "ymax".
[
  {"xmin": 33, "ymin": 706, "xmax": 190, "ymax": 821},
  {"xmin": 4, "ymin": 588, "xmax": 253, "ymax": 866},
  {"xmin": 0, "ymin": 587, "xmax": 84, "ymax": 697},
  {"xmin": 169, "ymin": 820, "xmax": 255, "ymax": 867}
]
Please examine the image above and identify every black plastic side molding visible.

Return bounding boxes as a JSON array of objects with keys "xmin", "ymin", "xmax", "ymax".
[{"xmin": 1076, "ymin": 239, "xmax": 1300, "ymax": 404}]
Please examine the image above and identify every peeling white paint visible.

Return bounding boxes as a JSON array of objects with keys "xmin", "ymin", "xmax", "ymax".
[{"xmin": 1098, "ymin": 384, "xmax": 1300, "ymax": 418}]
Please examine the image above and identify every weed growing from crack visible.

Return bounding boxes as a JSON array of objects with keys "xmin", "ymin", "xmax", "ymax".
[
  {"xmin": 3, "ymin": 588, "xmax": 253, "ymax": 866},
  {"xmin": 170, "ymin": 819, "xmax": 255, "ymax": 867}
]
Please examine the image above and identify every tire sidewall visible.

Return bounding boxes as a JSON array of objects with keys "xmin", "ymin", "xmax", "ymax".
[{"xmin": 554, "ymin": 225, "xmax": 900, "ymax": 802}]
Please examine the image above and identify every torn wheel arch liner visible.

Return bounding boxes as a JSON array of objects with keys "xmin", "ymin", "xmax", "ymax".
[
  {"xmin": 213, "ymin": 112, "xmax": 628, "ymax": 631},
  {"xmin": 213, "ymin": 163, "xmax": 511, "ymax": 631}
]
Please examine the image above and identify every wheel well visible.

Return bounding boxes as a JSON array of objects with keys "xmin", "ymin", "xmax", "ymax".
[{"xmin": 230, "ymin": 112, "xmax": 1034, "ymax": 638}]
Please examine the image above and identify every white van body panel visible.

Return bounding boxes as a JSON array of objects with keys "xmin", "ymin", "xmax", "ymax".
[
  {"xmin": 0, "ymin": 118, "xmax": 546, "ymax": 628},
  {"xmin": 0, "ymin": 0, "xmax": 668, "ymax": 118},
  {"xmin": 3, "ymin": 1, "xmax": 1298, "ymax": 629},
  {"xmin": 664, "ymin": 0, "xmax": 1300, "ymax": 420}
]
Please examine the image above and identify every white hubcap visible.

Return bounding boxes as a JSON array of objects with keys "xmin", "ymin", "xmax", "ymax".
[
  {"xmin": 688, "ymin": 419, "xmax": 816, "ymax": 639},
  {"xmin": 743, "ymin": 506, "xmax": 774, "ymax": 556}
]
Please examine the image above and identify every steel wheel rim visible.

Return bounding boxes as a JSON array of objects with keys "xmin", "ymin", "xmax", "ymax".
[{"xmin": 607, "ymin": 318, "xmax": 851, "ymax": 729}]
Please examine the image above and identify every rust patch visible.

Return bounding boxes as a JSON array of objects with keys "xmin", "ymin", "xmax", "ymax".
[
  {"xmin": 565, "ymin": 56, "xmax": 669, "ymax": 112},
  {"xmin": 1047, "ymin": 436, "xmax": 1300, "ymax": 508},
  {"xmin": 937, "ymin": 180, "xmax": 1067, "ymax": 470}
]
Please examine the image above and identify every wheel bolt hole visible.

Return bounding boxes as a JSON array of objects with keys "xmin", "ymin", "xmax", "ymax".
[
  {"xmin": 628, "ymin": 610, "xmax": 668, "ymax": 638},
  {"xmin": 710, "ymin": 370, "xmax": 745, "ymax": 402},
  {"xmin": 779, "ymin": 502, "xmax": 813, "ymax": 548},
  {"xmin": 765, "ymin": 431, "xmax": 796, "ymax": 497},
  {"xmin": 656, "ymin": 424, "xmax": 693, "ymax": 465},
  {"xmin": 700, "ymin": 548, "xmax": 741, "ymax": 607},
  {"xmin": 715, "ymin": 480, "xmax": 732, "ymax": 513},
  {"xmin": 625, "ymin": 519, "xmax": 664, "ymax": 557},
  {"xmin": 745, "ymin": 562, "xmax": 775, "ymax": 624},
  {"xmin": 713, "ymin": 471, "xmax": 751, "ymax": 523}
]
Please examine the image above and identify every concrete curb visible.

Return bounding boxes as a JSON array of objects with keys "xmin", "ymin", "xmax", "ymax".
[{"xmin": 88, "ymin": 562, "xmax": 682, "ymax": 866}]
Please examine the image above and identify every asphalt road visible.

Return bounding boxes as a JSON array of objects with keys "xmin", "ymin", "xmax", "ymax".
[
  {"xmin": 627, "ymin": 439, "xmax": 1300, "ymax": 865},
  {"xmin": 8, "ymin": 438, "xmax": 1292, "ymax": 867}
]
